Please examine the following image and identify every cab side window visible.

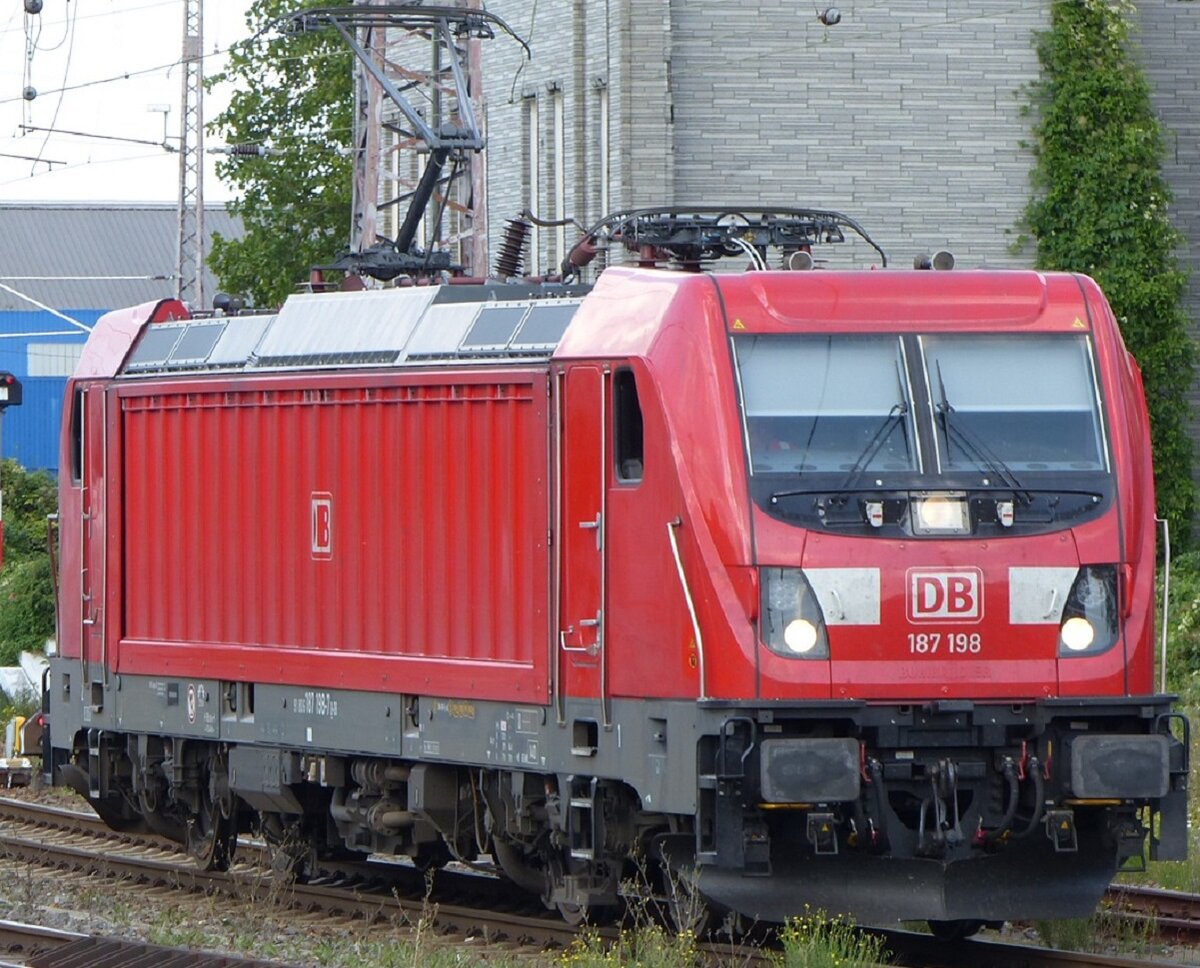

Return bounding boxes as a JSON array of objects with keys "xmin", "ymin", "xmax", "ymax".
[
  {"xmin": 70, "ymin": 387, "xmax": 84, "ymax": 484},
  {"xmin": 614, "ymin": 368, "xmax": 644, "ymax": 483}
]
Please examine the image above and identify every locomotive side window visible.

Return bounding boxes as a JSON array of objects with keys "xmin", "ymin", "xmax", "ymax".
[
  {"xmin": 614, "ymin": 368, "xmax": 644, "ymax": 483},
  {"xmin": 923, "ymin": 334, "xmax": 1107, "ymax": 473},
  {"xmin": 736, "ymin": 335, "xmax": 916, "ymax": 475},
  {"xmin": 69, "ymin": 387, "xmax": 83, "ymax": 485}
]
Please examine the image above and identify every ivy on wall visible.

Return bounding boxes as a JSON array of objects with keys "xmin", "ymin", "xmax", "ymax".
[{"xmin": 1024, "ymin": 0, "xmax": 1195, "ymax": 542}]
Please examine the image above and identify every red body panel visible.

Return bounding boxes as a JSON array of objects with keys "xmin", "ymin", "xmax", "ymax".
[
  {"xmin": 114, "ymin": 370, "xmax": 551, "ymax": 702},
  {"xmin": 60, "ymin": 265, "xmax": 1160, "ymax": 710}
]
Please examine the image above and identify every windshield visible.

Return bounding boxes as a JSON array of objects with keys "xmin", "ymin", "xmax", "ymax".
[
  {"xmin": 735, "ymin": 332, "xmax": 1107, "ymax": 481},
  {"xmin": 738, "ymin": 334, "xmax": 915, "ymax": 474},
  {"xmin": 924, "ymin": 334, "xmax": 1106, "ymax": 473}
]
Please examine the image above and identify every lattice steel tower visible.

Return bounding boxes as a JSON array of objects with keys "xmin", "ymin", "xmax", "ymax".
[{"xmin": 176, "ymin": 0, "xmax": 205, "ymax": 306}]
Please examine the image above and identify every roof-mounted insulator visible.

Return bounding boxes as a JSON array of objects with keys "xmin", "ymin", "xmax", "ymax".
[
  {"xmin": 785, "ymin": 250, "xmax": 815, "ymax": 271},
  {"xmin": 209, "ymin": 144, "xmax": 275, "ymax": 157},
  {"xmin": 914, "ymin": 250, "xmax": 956, "ymax": 270},
  {"xmin": 494, "ymin": 216, "xmax": 531, "ymax": 279}
]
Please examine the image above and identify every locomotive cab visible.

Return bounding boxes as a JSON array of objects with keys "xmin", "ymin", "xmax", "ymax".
[{"xmin": 608, "ymin": 265, "xmax": 1188, "ymax": 924}]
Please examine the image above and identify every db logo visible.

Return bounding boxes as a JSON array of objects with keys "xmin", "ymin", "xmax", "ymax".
[
  {"xmin": 312, "ymin": 492, "xmax": 333, "ymax": 560},
  {"xmin": 907, "ymin": 568, "xmax": 983, "ymax": 623}
]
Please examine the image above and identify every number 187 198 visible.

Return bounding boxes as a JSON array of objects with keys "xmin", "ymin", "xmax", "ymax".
[{"xmin": 907, "ymin": 632, "xmax": 982, "ymax": 655}]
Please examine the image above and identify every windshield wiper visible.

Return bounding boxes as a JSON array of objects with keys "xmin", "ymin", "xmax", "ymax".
[
  {"xmin": 837, "ymin": 403, "xmax": 907, "ymax": 492},
  {"xmin": 934, "ymin": 363, "xmax": 1031, "ymax": 504},
  {"xmin": 770, "ymin": 404, "xmax": 906, "ymax": 502}
]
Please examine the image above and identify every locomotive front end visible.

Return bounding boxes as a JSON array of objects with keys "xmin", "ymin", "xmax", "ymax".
[{"xmin": 682, "ymin": 270, "xmax": 1190, "ymax": 926}]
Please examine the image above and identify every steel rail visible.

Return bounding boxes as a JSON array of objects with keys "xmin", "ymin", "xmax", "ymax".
[{"xmin": 3, "ymin": 797, "xmax": 1196, "ymax": 967}]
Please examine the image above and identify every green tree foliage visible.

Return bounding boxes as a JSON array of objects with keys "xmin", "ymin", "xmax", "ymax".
[
  {"xmin": 206, "ymin": 0, "xmax": 354, "ymax": 307},
  {"xmin": 1024, "ymin": 0, "xmax": 1195, "ymax": 540},
  {"xmin": 0, "ymin": 459, "xmax": 57, "ymax": 664}
]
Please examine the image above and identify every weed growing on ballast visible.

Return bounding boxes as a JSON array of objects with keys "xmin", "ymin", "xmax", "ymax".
[{"xmin": 773, "ymin": 911, "xmax": 889, "ymax": 968}]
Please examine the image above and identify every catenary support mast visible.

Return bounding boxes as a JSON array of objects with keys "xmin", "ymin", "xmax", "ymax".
[{"xmin": 176, "ymin": 0, "xmax": 205, "ymax": 306}]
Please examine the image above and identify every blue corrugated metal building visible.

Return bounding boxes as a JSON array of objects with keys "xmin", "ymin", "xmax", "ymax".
[
  {"xmin": 0, "ymin": 310, "xmax": 101, "ymax": 473},
  {"xmin": 0, "ymin": 204, "xmax": 243, "ymax": 473}
]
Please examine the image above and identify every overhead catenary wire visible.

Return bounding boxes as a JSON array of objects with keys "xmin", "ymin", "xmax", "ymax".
[
  {"xmin": 0, "ymin": 46, "xmax": 231, "ymax": 107},
  {"xmin": 0, "ymin": 0, "xmax": 184, "ymax": 38},
  {"xmin": 0, "ymin": 149, "xmax": 64, "ymax": 165},
  {"xmin": 1, "ymin": 23, "xmax": 342, "ymax": 111},
  {"xmin": 0, "ymin": 149, "xmax": 166, "ymax": 188},
  {"xmin": 0, "ymin": 283, "xmax": 91, "ymax": 332},
  {"xmin": 20, "ymin": 123, "xmax": 170, "ymax": 149},
  {"xmin": 0, "ymin": 275, "xmax": 172, "ymax": 281},
  {"xmin": 0, "ymin": 331, "xmax": 92, "ymax": 339},
  {"xmin": 31, "ymin": 0, "xmax": 80, "ymax": 173},
  {"xmin": 1, "ymin": 5, "xmax": 353, "ymax": 193}
]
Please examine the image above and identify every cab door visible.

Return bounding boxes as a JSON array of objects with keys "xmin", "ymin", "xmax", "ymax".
[
  {"xmin": 556, "ymin": 364, "xmax": 608, "ymax": 722},
  {"xmin": 79, "ymin": 385, "xmax": 110, "ymax": 701}
]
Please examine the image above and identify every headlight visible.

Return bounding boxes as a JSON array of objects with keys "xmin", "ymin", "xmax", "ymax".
[
  {"xmin": 783, "ymin": 619, "xmax": 819, "ymax": 654},
  {"xmin": 762, "ymin": 568, "xmax": 829, "ymax": 659},
  {"xmin": 912, "ymin": 493, "xmax": 970, "ymax": 535},
  {"xmin": 1060, "ymin": 616, "xmax": 1095, "ymax": 652},
  {"xmin": 1058, "ymin": 565, "xmax": 1119, "ymax": 657}
]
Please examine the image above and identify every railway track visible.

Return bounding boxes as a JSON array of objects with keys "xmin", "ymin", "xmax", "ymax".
[
  {"xmin": 0, "ymin": 917, "xmax": 294, "ymax": 966},
  {"xmin": 0, "ymin": 796, "xmax": 1195, "ymax": 968},
  {"xmin": 872, "ymin": 928, "xmax": 1192, "ymax": 968},
  {"xmin": 0, "ymin": 795, "xmax": 585, "ymax": 955},
  {"xmin": 1106, "ymin": 883, "xmax": 1200, "ymax": 943}
]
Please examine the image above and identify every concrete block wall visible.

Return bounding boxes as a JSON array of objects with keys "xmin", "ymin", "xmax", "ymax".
[
  {"xmin": 1136, "ymin": 0, "xmax": 1200, "ymax": 434},
  {"xmin": 481, "ymin": 0, "xmax": 645, "ymax": 276},
  {"xmin": 476, "ymin": 2, "xmax": 1195, "ymax": 343},
  {"xmin": 480, "ymin": 1, "xmax": 1048, "ymax": 271},
  {"xmin": 668, "ymin": 2, "xmax": 1047, "ymax": 269}
]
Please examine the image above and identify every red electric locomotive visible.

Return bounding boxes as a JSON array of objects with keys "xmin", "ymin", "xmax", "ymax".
[{"xmin": 45, "ymin": 209, "xmax": 1188, "ymax": 935}]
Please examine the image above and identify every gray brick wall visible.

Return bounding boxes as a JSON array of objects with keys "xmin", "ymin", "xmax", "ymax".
[
  {"xmin": 481, "ymin": 1, "xmax": 1047, "ymax": 270},
  {"xmin": 478, "ymin": 1, "xmax": 1194, "ymax": 316},
  {"xmin": 1136, "ymin": 1, "xmax": 1200, "ymax": 444},
  {"xmin": 665, "ymin": 1, "xmax": 1045, "ymax": 268},
  {"xmin": 480, "ymin": 0, "xmax": 676, "ymax": 273}
]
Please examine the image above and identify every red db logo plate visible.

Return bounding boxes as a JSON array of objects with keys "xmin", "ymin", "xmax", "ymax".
[
  {"xmin": 907, "ymin": 568, "xmax": 983, "ymax": 623},
  {"xmin": 311, "ymin": 492, "xmax": 333, "ymax": 560}
]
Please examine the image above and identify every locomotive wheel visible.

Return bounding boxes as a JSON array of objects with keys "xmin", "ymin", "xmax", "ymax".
[
  {"xmin": 554, "ymin": 898, "xmax": 618, "ymax": 927},
  {"xmin": 652, "ymin": 831, "xmax": 714, "ymax": 936},
  {"xmin": 270, "ymin": 840, "xmax": 317, "ymax": 883},
  {"xmin": 187, "ymin": 793, "xmax": 237, "ymax": 871},
  {"xmin": 187, "ymin": 751, "xmax": 237, "ymax": 872},
  {"xmin": 259, "ymin": 815, "xmax": 318, "ymax": 883},
  {"xmin": 413, "ymin": 839, "xmax": 452, "ymax": 872},
  {"xmin": 547, "ymin": 853, "xmax": 619, "ymax": 926},
  {"xmin": 928, "ymin": 919, "xmax": 985, "ymax": 941},
  {"xmin": 663, "ymin": 868, "xmax": 714, "ymax": 937}
]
